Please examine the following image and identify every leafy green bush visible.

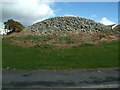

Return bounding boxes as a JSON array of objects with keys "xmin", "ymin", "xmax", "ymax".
[{"xmin": 4, "ymin": 19, "xmax": 25, "ymax": 33}]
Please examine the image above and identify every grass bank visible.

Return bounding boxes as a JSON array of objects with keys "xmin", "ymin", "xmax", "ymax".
[{"xmin": 2, "ymin": 39, "xmax": 119, "ymax": 70}]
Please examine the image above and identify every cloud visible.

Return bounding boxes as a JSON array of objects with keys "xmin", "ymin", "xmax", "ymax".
[
  {"xmin": 0, "ymin": 22, "xmax": 4, "ymax": 28},
  {"xmin": 64, "ymin": 14, "xmax": 77, "ymax": 17},
  {"xmin": 99, "ymin": 17, "xmax": 116, "ymax": 25},
  {"xmin": 1, "ymin": 0, "xmax": 55, "ymax": 27},
  {"xmin": 90, "ymin": 14, "xmax": 97, "ymax": 18}
]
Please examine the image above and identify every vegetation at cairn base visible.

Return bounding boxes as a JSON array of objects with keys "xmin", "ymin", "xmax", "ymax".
[
  {"xmin": 2, "ymin": 39, "xmax": 119, "ymax": 70},
  {"xmin": 4, "ymin": 19, "xmax": 25, "ymax": 33}
]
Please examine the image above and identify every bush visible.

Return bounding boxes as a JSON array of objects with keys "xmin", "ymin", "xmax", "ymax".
[{"xmin": 4, "ymin": 19, "xmax": 25, "ymax": 34}]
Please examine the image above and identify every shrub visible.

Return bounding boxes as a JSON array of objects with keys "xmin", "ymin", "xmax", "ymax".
[{"xmin": 4, "ymin": 19, "xmax": 25, "ymax": 34}]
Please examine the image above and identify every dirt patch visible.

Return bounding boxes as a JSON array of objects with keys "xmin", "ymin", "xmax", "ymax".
[
  {"xmin": 10, "ymin": 40, "xmax": 39, "ymax": 47},
  {"xmin": 3, "ymin": 31, "xmax": 119, "ymax": 48},
  {"xmin": 55, "ymin": 44, "xmax": 76, "ymax": 48}
]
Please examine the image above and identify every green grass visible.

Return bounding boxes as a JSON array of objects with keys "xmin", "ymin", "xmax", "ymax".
[
  {"xmin": 3, "ymin": 35, "xmax": 54, "ymax": 41},
  {"xmin": 3, "ymin": 35, "xmax": 74, "ymax": 44},
  {"xmin": 2, "ymin": 40, "xmax": 119, "ymax": 70}
]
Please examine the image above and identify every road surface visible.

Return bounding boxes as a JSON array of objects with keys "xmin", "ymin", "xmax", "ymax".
[{"xmin": 2, "ymin": 68, "xmax": 120, "ymax": 89}]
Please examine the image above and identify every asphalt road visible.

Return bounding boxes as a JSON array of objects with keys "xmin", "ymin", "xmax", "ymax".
[{"xmin": 2, "ymin": 68, "xmax": 120, "ymax": 89}]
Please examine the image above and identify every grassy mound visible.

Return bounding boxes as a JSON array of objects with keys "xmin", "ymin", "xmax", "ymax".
[{"xmin": 2, "ymin": 37, "xmax": 119, "ymax": 70}]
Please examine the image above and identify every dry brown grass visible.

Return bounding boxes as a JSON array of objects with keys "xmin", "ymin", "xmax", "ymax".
[
  {"xmin": 9, "ymin": 40, "xmax": 38, "ymax": 47},
  {"xmin": 3, "ymin": 31, "xmax": 119, "ymax": 48}
]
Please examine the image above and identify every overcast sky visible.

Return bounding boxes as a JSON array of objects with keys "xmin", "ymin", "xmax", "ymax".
[{"xmin": 0, "ymin": 0, "xmax": 119, "ymax": 28}]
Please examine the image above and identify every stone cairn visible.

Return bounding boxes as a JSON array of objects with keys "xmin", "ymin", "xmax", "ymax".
[{"xmin": 24, "ymin": 16, "xmax": 112, "ymax": 35}]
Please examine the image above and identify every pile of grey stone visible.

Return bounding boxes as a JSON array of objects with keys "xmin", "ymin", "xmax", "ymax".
[{"xmin": 24, "ymin": 16, "xmax": 112, "ymax": 35}]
